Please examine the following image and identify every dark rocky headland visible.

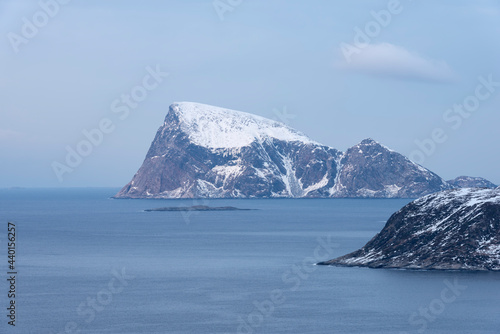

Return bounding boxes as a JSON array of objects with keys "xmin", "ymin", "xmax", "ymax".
[{"xmin": 318, "ymin": 188, "xmax": 500, "ymax": 271}]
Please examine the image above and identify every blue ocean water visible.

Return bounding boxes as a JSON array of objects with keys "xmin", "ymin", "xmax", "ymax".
[{"xmin": 0, "ymin": 188, "xmax": 499, "ymax": 334}]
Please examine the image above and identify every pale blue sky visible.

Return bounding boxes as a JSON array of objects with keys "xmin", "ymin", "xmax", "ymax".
[{"xmin": 1, "ymin": 0, "xmax": 499, "ymax": 187}]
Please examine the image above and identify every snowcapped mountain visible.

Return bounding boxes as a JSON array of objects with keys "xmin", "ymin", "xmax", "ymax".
[
  {"xmin": 116, "ymin": 102, "xmax": 341, "ymax": 198},
  {"xmin": 447, "ymin": 176, "xmax": 497, "ymax": 189},
  {"xmin": 319, "ymin": 188, "xmax": 500, "ymax": 270},
  {"xmin": 115, "ymin": 102, "xmax": 451, "ymax": 199}
]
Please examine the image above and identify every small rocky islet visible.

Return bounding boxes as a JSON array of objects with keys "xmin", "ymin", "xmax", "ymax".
[{"xmin": 145, "ymin": 205, "xmax": 253, "ymax": 212}]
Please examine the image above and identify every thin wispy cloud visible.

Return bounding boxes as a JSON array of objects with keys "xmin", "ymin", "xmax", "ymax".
[{"xmin": 336, "ymin": 43, "xmax": 458, "ymax": 84}]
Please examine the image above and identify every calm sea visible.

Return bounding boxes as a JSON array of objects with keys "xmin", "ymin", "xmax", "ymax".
[{"xmin": 0, "ymin": 188, "xmax": 498, "ymax": 334}]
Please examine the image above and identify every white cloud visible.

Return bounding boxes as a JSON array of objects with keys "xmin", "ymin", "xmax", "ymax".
[{"xmin": 336, "ymin": 43, "xmax": 458, "ymax": 83}]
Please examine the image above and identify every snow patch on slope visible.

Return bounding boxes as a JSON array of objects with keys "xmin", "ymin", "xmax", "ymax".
[
  {"xmin": 413, "ymin": 188, "xmax": 500, "ymax": 236},
  {"xmin": 280, "ymin": 155, "xmax": 303, "ymax": 197},
  {"xmin": 304, "ymin": 173, "xmax": 329, "ymax": 195}
]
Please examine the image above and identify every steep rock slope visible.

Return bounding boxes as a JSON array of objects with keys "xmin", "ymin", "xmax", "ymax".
[
  {"xmin": 116, "ymin": 102, "xmax": 341, "ymax": 198},
  {"xmin": 333, "ymin": 139, "xmax": 451, "ymax": 198}
]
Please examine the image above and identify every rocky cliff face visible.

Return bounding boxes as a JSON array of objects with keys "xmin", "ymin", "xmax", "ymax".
[
  {"xmin": 333, "ymin": 139, "xmax": 451, "ymax": 198},
  {"xmin": 318, "ymin": 188, "xmax": 500, "ymax": 271},
  {"xmin": 447, "ymin": 176, "xmax": 497, "ymax": 189},
  {"xmin": 115, "ymin": 102, "xmax": 452, "ymax": 199},
  {"xmin": 116, "ymin": 102, "xmax": 341, "ymax": 198}
]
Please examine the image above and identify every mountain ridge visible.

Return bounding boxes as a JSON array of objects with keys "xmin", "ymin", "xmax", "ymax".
[{"xmin": 115, "ymin": 102, "xmax": 453, "ymax": 199}]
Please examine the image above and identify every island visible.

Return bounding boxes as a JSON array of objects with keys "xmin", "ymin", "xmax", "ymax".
[
  {"xmin": 145, "ymin": 205, "xmax": 254, "ymax": 212},
  {"xmin": 318, "ymin": 188, "xmax": 500, "ymax": 271},
  {"xmin": 114, "ymin": 102, "xmax": 454, "ymax": 199}
]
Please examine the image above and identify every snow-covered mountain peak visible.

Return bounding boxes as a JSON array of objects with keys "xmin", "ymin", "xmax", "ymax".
[
  {"xmin": 168, "ymin": 102, "xmax": 316, "ymax": 149},
  {"xmin": 357, "ymin": 138, "xmax": 397, "ymax": 153},
  {"xmin": 349, "ymin": 138, "xmax": 396, "ymax": 156},
  {"xmin": 359, "ymin": 138, "xmax": 378, "ymax": 145}
]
